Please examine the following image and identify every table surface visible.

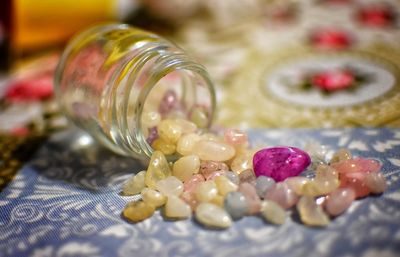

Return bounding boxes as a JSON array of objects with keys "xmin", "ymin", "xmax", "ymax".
[{"xmin": 1, "ymin": 128, "xmax": 399, "ymax": 257}]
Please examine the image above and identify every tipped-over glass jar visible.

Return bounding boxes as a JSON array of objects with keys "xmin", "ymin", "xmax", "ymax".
[{"xmin": 55, "ymin": 24, "xmax": 216, "ymax": 160}]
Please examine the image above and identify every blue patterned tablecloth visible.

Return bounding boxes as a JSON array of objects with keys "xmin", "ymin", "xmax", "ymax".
[{"xmin": 1, "ymin": 128, "xmax": 400, "ymax": 257}]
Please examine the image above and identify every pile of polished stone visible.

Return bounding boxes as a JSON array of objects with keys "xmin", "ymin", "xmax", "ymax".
[{"xmin": 121, "ymin": 116, "xmax": 386, "ymax": 229}]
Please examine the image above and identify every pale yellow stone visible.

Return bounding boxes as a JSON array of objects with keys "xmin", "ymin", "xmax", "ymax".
[
  {"xmin": 152, "ymin": 138, "xmax": 176, "ymax": 155},
  {"xmin": 261, "ymin": 200, "xmax": 286, "ymax": 225},
  {"xmin": 330, "ymin": 148, "xmax": 352, "ymax": 163},
  {"xmin": 122, "ymin": 170, "xmax": 146, "ymax": 196},
  {"xmin": 190, "ymin": 107, "xmax": 209, "ymax": 128},
  {"xmin": 210, "ymin": 194, "xmax": 225, "ymax": 207},
  {"xmin": 145, "ymin": 151, "xmax": 171, "ymax": 189},
  {"xmin": 122, "ymin": 200, "xmax": 155, "ymax": 222},
  {"xmin": 201, "ymin": 133, "xmax": 222, "ymax": 142},
  {"xmin": 297, "ymin": 196, "xmax": 330, "ymax": 227},
  {"xmin": 193, "ymin": 140, "xmax": 236, "ymax": 162},
  {"xmin": 215, "ymin": 175, "xmax": 238, "ymax": 196},
  {"xmin": 141, "ymin": 110, "xmax": 161, "ymax": 128},
  {"xmin": 285, "ymin": 177, "xmax": 309, "ymax": 195},
  {"xmin": 176, "ymin": 133, "xmax": 201, "ymax": 156},
  {"xmin": 195, "ymin": 181, "xmax": 218, "ymax": 202},
  {"xmin": 230, "ymin": 151, "xmax": 253, "ymax": 174},
  {"xmin": 164, "ymin": 195, "xmax": 192, "ymax": 219},
  {"xmin": 174, "ymin": 118, "xmax": 198, "ymax": 134},
  {"xmin": 173, "ymin": 155, "xmax": 201, "ymax": 181},
  {"xmin": 195, "ymin": 203, "xmax": 232, "ymax": 228},
  {"xmin": 156, "ymin": 176, "xmax": 184, "ymax": 196},
  {"xmin": 157, "ymin": 119, "xmax": 183, "ymax": 143},
  {"xmin": 141, "ymin": 188, "xmax": 166, "ymax": 208}
]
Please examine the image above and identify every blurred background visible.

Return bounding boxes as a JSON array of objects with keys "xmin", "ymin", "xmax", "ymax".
[{"xmin": 1, "ymin": 0, "xmax": 400, "ymax": 187}]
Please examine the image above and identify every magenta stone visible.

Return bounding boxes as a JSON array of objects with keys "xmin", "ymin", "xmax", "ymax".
[{"xmin": 253, "ymin": 147, "xmax": 311, "ymax": 182}]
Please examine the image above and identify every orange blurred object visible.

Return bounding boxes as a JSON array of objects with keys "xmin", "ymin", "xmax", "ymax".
[{"xmin": 11, "ymin": 0, "xmax": 136, "ymax": 53}]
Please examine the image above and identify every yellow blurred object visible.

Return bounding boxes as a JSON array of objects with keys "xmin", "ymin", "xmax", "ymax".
[{"xmin": 12, "ymin": 0, "xmax": 133, "ymax": 52}]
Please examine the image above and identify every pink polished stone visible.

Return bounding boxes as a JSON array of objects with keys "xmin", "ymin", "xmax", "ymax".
[
  {"xmin": 265, "ymin": 182, "xmax": 299, "ymax": 209},
  {"xmin": 205, "ymin": 171, "xmax": 225, "ymax": 181},
  {"xmin": 200, "ymin": 161, "xmax": 229, "ymax": 178},
  {"xmin": 158, "ymin": 89, "xmax": 180, "ymax": 116},
  {"xmin": 183, "ymin": 174, "xmax": 205, "ymax": 193},
  {"xmin": 325, "ymin": 187, "xmax": 356, "ymax": 216},
  {"xmin": 238, "ymin": 182, "xmax": 262, "ymax": 214},
  {"xmin": 224, "ymin": 129, "xmax": 249, "ymax": 146},
  {"xmin": 340, "ymin": 172, "xmax": 370, "ymax": 198},
  {"xmin": 331, "ymin": 158, "xmax": 381, "ymax": 174},
  {"xmin": 239, "ymin": 169, "xmax": 257, "ymax": 186},
  {"xmin": 253, "ymin": 147, "xmax": 311, "ymax": 182},
  {"xmin": 180, "ymin": 191, "xmax": 197, "ymax": 211}
]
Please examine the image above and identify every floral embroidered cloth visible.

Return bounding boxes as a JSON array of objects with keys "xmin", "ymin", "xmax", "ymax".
[{"xmin": 1, "ymin": 128, "xmax": 399, "ymax": 257}]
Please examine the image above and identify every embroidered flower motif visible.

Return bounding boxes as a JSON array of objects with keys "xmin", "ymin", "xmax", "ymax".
[
  {"xmin": 309, "ymin": 28, "xmax": 352, "ymax": 51},
  {"xmin": 311, "ymin": 70, "xmax": 354, "ymax": 92},
  {"xmin": 357, "ymin": 4, "xmax": 396, "ymax": 28},
  {"xmin": 289, "ymin": 67, "xmax": 370, "ymax": 95},
  {"xmin": 5, "ymin": 72, "xmax": 53, "ymax": 102}
]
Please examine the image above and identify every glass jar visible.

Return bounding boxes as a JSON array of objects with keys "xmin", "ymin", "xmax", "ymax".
[{"xmin": 54, "ymin": 24, "xmax": 216, "ymax": 160}]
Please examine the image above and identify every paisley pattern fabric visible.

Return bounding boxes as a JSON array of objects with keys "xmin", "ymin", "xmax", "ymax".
[{"xmin": 0, "ymin": 128, "xmax": 400, "ymax": 257}]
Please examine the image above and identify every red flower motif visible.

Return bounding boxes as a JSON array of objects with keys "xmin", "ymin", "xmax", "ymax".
[
  {"xmin": 5, "ymin": 72, "xmax": 53, "ymax": 102},
  {"xmin": 309, "ymin": 28, "xmax": 352, "ymax": 50},
  {"xmin": 311, "ymin": 70, "xmax": 354, "ymax": 92},
  {"xmin": 357, "ymin": 4, "xmax": 396, "ymax": 28}
]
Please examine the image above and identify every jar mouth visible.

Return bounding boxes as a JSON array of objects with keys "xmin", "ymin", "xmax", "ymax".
[{"xmin": 135, "ymin": 63, "xmax": 216, "ymax": 160}]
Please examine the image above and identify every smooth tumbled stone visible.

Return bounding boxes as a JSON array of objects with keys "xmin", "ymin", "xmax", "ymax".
[
  {"xmin": 193, "ymin": 140, "xmax": 236, "ymax": 162},
  {"xmin": 152, "ymin": 138, "xmax": 176, "ymax": 155},
  {"xmin": 225, "ymin": 171, "xmax": 240, "ymax": 185},
  {"xmin": 145, "ymin": 151, "xmax": 171, "ymax": 189},
  {"xmin": 215, "ymin": 175, "xmax": 238, "ymax": 196},
  {"xmin": 158, "ymin": 89, "xmax": 179, "ymax": 116},
  {"xmin": 195, "ymin": 181, "xmax": 218, "ymax": 202},
  {"xmin": 261, "ymin": 200, "xmax": 286, "ymax": 225},
  {"xmin": 142, "ymin": 110, "xmax": 161, "ymax": 128},
  {"xmin": 365, "ymin": 172, "xmax": 386, "ymax": 194},
  {"xmin": 189, "ymin": 107, "xmax": 209, "ymax": 128},
  {"xmin": 123, "ymin": 201, "xmax": 155, "ymax": 223},
  {"xmin": 205, "ymin": 171, "xmax": 225, "ymax": 181},
  {"xmin": 331, "ymin": 158, "xmax": 381, "ymax": 174},
  {"xmin": 173, "ymin": 155, "xmax": 200, "ymax": 181},
  {"xmin": 195, "ymin": 203, "xmax": 232, "ymax": 229},
  {"xmin": 253, "ymin": 147, "xmax": 311, "ymax": 182},
  {"xmin": 265, "ymin": 182, "xmax": 299, "ymax": 209},
  {"xmin": 174, "ymin": 118, "xmax": 198, "ymax": 134},
  {"xmin": 156, "ymin": 176, "xmax": 184, "ymax": 196},
  {"xmin": 255, "ymin": 176, "xmax": 276, "ymax": 198},
  {"xmin": 330, "ymin": 148, "xmax": 352, "ymax": 164},
  {"xmin": 325, "ymin": 188, "xmax": 356, "ymax": 216},
  {"xmin": 200, "ymin": 161, "xmax": 229, "ymax": 178},
  {"xmin": 238, "ymin": 182, "xmax": 262, "ymax": 214},
  {"xmin": 224, "ymin": 129, "xmax": 248, "ymax": 147},
  {"xmin": 230, "ymin": 151, "xmax": 253, "ymax": 174},
  {"xmin": 239, "ymin": 169, "xmax": 257, "ymax": 186},
  {"xmin": 157, "ymin": 119, "xmax": 183, "ymax": 143},
  {"xmin": 183, "ymin": 174, "xmax": 205, "ymax": 193},
  {"xmin": 210, "ymin": 195, "xmax": 225, "ymax": 207},
  {"xmin": 122, "ymin": 170, "xmax": 146, "ymax": 195},
  {"xmin": 224, "ymin": 192, "xmax": 248, "ymax": 220},
  {"xmin": 176, "ymin": 133, "xmax": 201, "ymax": 156},
  {"xmin": 141, "ymin": 188, "xmax": 166, "ymax": 208},
  {"xmin": 285, "ymin": 176, "xmax": 309, "ymax": 195},
  {"xmin": 297, "ymin": 196, "xmax": 330, "ymax": 227},
  {"xmin": 180, "ymin": 191, "xmax": 198, "ymax": 211},
  {"xmin": 340, "ymin": 173, "xmax": 370, "ymax": 198},
  {"xmin": 164, "ymin": 195, "xmax": 192, "ymax": 219},
  {"xmin": 302, "ymin": 166, "xmax": 339, "ymax": 196}
]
